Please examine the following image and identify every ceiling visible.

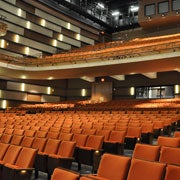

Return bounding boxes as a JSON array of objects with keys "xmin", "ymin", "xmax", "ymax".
[{"xmin": 45, "ymin": 0, "xmax": 139, "ymax": 31}]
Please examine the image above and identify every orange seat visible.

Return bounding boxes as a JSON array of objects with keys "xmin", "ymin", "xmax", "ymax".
[
  {"xmin": 157, "ymin": 136, "xmax": 180, "ymax": 147},
  {"xmin": 127, "ymin": 158, "xmax": 166, "ymax": 180},
  {"xmin": 77, "ymin": 135, "xmax": 104, "ymax": 172},
  {"xmin": 159, "ymin": 146, "xmax": 180, "ymax": 165},
  {"xmin": 132, "ymin": 143, "xmax": 160, "ymax": 161},
  {"xmin": 35, "ymin": 139, "xmax": 60, "ymax": 178},
  {"xmin": 0, "ymin": 143, "xmax": 9, "ymax": 160},
  {"xmin": 0, "ymin": 134, "xmax": 12, "ymax": 144},
  {"xmin": 125, "ymin": 127, "xmax": 141, "ymax": 150},
  {"xmin": 59, "ymin": 133, "xmax": 73, "ymax": 141},
  {"xmin": 20, "ymin": 136, "xmax": 35, "ymax": 148},
  {"xmin": 84, "ymin": 153, "xmax": 131, "ymax": 180},
  {"xmin": 2, "ymin": 147, "xmax": 37, "ymax": 180},
  {"xmin": 104, "ymin": 131, "xmax": 125, "ymax": 155},
  {"xmin": 31, "ymin": 137, "xmax": 47, "ymax": 152},
  {"xmin": 164, "ymin": 164, "xmax": 180, "ymax": 180},
  {"xmin": 48, "ymin": 141, "xmax": 76, "ymax": 175},
  {"xmin": 51, "ymin": 168, "xmax": 80, "ymax": 180},
  {"xmin": 24, "ymin": 130, "xmax": 36, "ymax": 137},
  {"xmin": 0, "ymin": 145, "xmax": 22, "ymax": 166},
  {"xmin": 10, "ymin": 135, "xmax": 24, "ymax": 146}
]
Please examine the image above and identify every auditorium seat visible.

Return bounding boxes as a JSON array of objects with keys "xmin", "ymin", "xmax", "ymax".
[
  {"xmin": 127, "ymin": 158, "xmax": 166, "ymax": 180},
  {"xmin": 96, "ymin": 129, "xmax": 111, "ymax": 141},
  {"xmin": 51, "ymin": 168, "xmax": 80, "ymax": 180},
  {"xmin": 36, "ymin": 130, "xmax": 48, "ymax": 138},
  {"xmin": 164, "ymin": 164, "xmax": 180, "ymax": 180},
  {"xmin": 125, "ymin": 127, "xmax": 141, "ymax": 150},
  {"xmin": 103, "ymin": 130, "xmax": 125, "ymax": 155},
  {"xmin": 31, "ymin": 137, "xmax": 47, "ymax": 152},
  {"xmin": 77, "ymin": 135, "xmax": 104, "ymax": 172},
  {"xmin": 2, "ymin": 147, "xmax": 37, "ymax": 180},
  {"xmin": 47, "ymin": 132, "xmax": 59, "ymax": 139},
  {"xmin": 24, "ymin": 129, "xmax": 36, "ymax": 137},
  {"xmin": 0, "ymin": 145, "xmax": 22, "ymax": 178},
  {"xmin": 82, "ymin": 129, "xmax": 97, "ymax": 135},
  {"xmin": 82, "ymin": 153, "xmax": 131, "ymax": 180},
  {"xmin": 47, "ymin": 141, "xmax": 76, "ymax": 176},
  {"xmin": 10, "ymin": 135, "xmax": 24, "ymax": 146},
  {"xmin": 141, "ymin": 123, "xmax": 154, "ymax": 144},
  {"xmin": 0, "ymin": 143, "xmax": 9, "ymax": 160},
  {"xmin": 59, "ymin": 133, "xmax": 73, "ymax": 141},
  {"xmin": 13, "ymin": 129, "xmax": 25, "ymax": 136},
  {"xmin": 174, "ymin": 131, "xmax": 180, "ymax": 138},
  {"xmin": 132, "ymin": 143, "xmax": 160, "ymax": 161},
  {"xmin": 157, "ymin": 136, "xmax": 180, "ymax": 147},
  {"xmin": 0, "ymin": 134, "xmax": 12, "ymax": 144},
  {"xmin": 35, "ymin": 139, "xmax": 60, "ymax": 178},
  {"xmin": 20, "ymin": 136, "xmax": 34, "ymax": 148},
  {"xmin": 159, "ymin": 146, "xmax": 180, "ymax": 165}
]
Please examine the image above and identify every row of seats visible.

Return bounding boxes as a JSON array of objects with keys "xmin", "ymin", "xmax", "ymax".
[
  {"xmin": 0, "ymin": 143, "xmax": 37, "ymax": 180},
  {"xmin": 51, "ymin": 152, "xmax": 180, "ymax": 180}
]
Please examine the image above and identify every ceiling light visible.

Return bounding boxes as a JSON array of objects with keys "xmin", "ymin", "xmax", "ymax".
[
  {"xmin": 130, "ymin": 5, "xmax": 139, "ymax": 12},
  {"xmin": 97, "ymin": 3, "xmax": 105, "ymax": 9},
  {"xmin": 112, "ymin": 11, "xmax": 120, "ymax": 16}
]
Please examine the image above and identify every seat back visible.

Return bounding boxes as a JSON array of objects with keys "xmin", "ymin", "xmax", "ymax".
[
  {"xmin": 57, "ymin": 141, "xmax": 76, "ymax": 157},
  {"xmin": 47, "ymin": 132, "xmax": 59, "ymax": 139},
  {"xmin": 15, "ymin": 147, "xmax": 37, "ymax": 168},
  {"xmin": 0, "ymin": 134, "xmax": 12, "ymax": 144},
  {"xmin": 159, "ymin": 146, "xmax": 180, "ymax": 165},
  {"xmin": 10, "ymin": 135, "xmax": 23, "ymax": 146},
  {"xmin": 82, "ymin": 129, "xmax": 96, "ymax": 135},
  {"xmin": 126, "ymin": 127, "xmax": 141, "ymax": 138},
  {"xmin": 24, "ymin": 130, "xmax": 36, "ymax": 137},
  {"xmin": 97, "ymin": 153, "xmax": 131, "ymax": 180},
  {"xmin": 32, "ymin": 137, "xmax": 47, "ymax": 152},
  {"xmin": 72, "ymin": 134, "xmax": 88, "ymax": 147},
  {"xmin": 127, "ymin": 158, "xmax": 166, "ymax": 180},
  {"xmin": 13, "ymin": 129, "xmax": 24, "ymax": 136},
  {"xmin": 20, "ymin": 136, "xmax": 34, "ymax": 147},
  {"xmin": 96, "ymin": 129, "xmax": 111, "ymax": 141},
  {"xmin": 132, "ymin": 143, "xmax": 160, "ymax": 161},
  {"xmin": 108, "ymin": 131, "xmax": 125, "ymax": 143},
  {"xmin": 174, "ymin": 131, "xmax": 180, "ymax": 138},
  {"xmin": 51, "ymin": 168, "xmax": 80, "ymax": 180},
  {"xmin": 59, "ymin": 133, "xmax": 73, "ymax": 141},
  {"xmin": 43, "ymin": 139, "xmax": 60, "ymax": 154},
  {"xmin": 157, "ymin": 136, "xmax": 180, "ymax": 147},
  {"xmin": 164, "ymin": 164, "xmax": 180, "ymax": 180},
  {"xmin": 0, "ymin": 143, "xmax": 9, "ymax": 160},
  {"xmin": 2, "ymin": 145, "xmax": 22, "ymax": 164},
  {"xmin": 85, "ymin": 135, "xmax": 104, "ymax": 150},
  {"xmin": 36, "ymin": 130, "xmax": 47, "ymax": 138}
]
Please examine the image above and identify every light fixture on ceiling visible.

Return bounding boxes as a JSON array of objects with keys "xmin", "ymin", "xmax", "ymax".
[
  {"xmin": 97, "ymin": 3, "xmax": 105, "ymax": 9},
  {"xmin": 112, "ymin": 11, "xmax": 120, "ymax": 16},
  {"xmin": 130, "ymin": 5, "xmax": 139, "ymax": 12}
]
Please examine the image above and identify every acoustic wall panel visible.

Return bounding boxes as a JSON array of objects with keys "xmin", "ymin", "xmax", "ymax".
[
  {"xmin": 0, "ymin": 0, "xmax": 26, "ymax": 18},
  {"xmin": 35, "ymin": 9, "xmax": 80, "ymax": 33},
  {"xmin": 1, "ymin": 10, "xmax": 53, "ymax": 37},
  {"xmin": 5, "ymin": 22, "xmax": 24, "ymax": 35}
]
